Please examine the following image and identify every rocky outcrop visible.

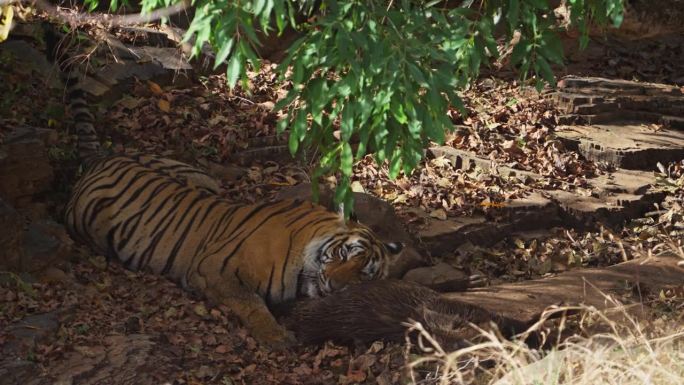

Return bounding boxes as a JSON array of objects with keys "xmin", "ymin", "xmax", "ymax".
[
  {"xmin": 0, "ymin": 126, "xmax": 56, "ymax": 208},
  {"xmin": 553, "ymin": 76, "xmax": 684, "ymax": 170}
]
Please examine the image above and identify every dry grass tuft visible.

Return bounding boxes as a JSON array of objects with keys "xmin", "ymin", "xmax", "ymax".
[
  {"xmin": 407, "ymin": 226, "xmax": 684, "ymax": 385},
  {"xmin": 407, "ymin": 300, "xmax": 683, "ymax": 385}
]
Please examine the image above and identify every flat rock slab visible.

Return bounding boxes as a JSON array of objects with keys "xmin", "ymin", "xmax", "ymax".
[
  {"xmin": 557, "ymin": 76, "xmax": 683, "ymax": 98},
  {"xmin": 556, "ymin": 124, "xmax": 684, "ymax": 170},
  {"xmin": 543, "ymin": 168, "xmax": 664, "ymax": 228},
  {"xmin": 403, "ymin": 262, "xmax": 471, "ymax": 292},
  {"xmin": 417, "ymin": 192, "xmax": 563, "ymax": 257},
  {"xmin": 443, "ymin": 255, "xmax": 684, "ymax": 324},
  {"xmin": 590, "ymin": 168, "xmax": 654, "ymax": 195},
  {"xmin": 552, "ymin": 76, "xmax": 684, "ymax": 170},
  {"xmin": 417, "ymin": 214, "xmax": 499, "ymax": 256},
  {"xmin": 85, "ymin": 58, "xmax": 193, "ymax": 105},
  {"xmin": 0, "ymin": 40, "xmax": 62, "ymax": 89},
  {"xmin": 427, "ymin": 146, "xmax": 541, "ymax": 181}
]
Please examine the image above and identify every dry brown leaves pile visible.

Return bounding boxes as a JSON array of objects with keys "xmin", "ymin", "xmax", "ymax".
[
  {"xmin": 0, "ymin": 258, "xmax": 410, "ymax": 385},
  {"xmin": 457, "ymin": 227, "xmax": 635, "ymax": 284},
  {"xmin": 220, "ymin": 161, "xmax": 311, "ymax": 204},
  {"xmin": 354, "ymin": 155, "xmax": 530, "ymax": 218},
  {"xmin": 449, "ymin": 79, "xmax": 598, "ymax": 184},
  {"xmin": 0, "ymin": 44, "xmax": 64, "ymax": 144},
  {"xmin": 103, "ymin": 70, "xmax": 281, "ymax": 161}
]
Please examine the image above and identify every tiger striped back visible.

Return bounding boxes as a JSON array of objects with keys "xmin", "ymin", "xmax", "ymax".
[{"xmin": 64, "ymin": 153, "xmax": 402, "ymax": 346}]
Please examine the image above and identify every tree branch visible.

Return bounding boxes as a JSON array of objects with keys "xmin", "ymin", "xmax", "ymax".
[{"xmin": 2, "ymin": 0, "xmax": 189, "ymax": 26}]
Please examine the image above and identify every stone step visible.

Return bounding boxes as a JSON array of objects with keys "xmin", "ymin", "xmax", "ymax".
[
  {"xmin": 427, "ymin": 146, "xmax": 541, "ymax": 181},
  {"xmin": 562, "ymin": 101, "xmax": 684, "ymax": 119},
  {"xmin": 544, "ymin": 168, "xmax": 662, "ymax": 229},
  {"xmin": 415, "ymin": 147, "xmax": 665, "ymax": 257},
  {"xmin": 556, "ymin": 124, "xmax": 684, "ymax": 170},
  {"xmin": 558, "ymin": 76, "xmax": 683, "ymax": 97},
  {"xmin": 558, "ymin": 111, "xmax": 684, "ymax": 130}
]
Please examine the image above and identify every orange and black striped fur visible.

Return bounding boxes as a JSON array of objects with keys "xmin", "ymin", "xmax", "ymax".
[
  {"xmin": 47, "ymin": 24, "xmax": 403, "ymax": 347},
  {"xmin": 65, "ymin": 163, "xmax": 402, "ymax": 345}
]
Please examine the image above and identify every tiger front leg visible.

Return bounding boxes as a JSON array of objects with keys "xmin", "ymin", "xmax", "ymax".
[
  {"xmin": 225, "ymin": 291, "xmax": 297, "ymax": 349},
  {"xmin": 199, "ymin": 276, "xmax": 296, "ymax": 349}
]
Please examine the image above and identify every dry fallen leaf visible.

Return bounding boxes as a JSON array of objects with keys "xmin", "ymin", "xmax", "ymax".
[
  {"xmin": 158, "ymin": 99, "xmax": 171, "ymax": 113},
  {"xmin": 148, "ymin": 80, "xmax": 164, "ymax": 95},
  {"xmin": 193, "ymin": 303, "xmax": 208, "ymax": 317}
]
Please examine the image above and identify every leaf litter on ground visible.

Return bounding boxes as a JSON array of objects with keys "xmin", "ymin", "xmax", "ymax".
[{"xmin": 3, "ymin": 20, "xmax": 684, "ymax": 385}]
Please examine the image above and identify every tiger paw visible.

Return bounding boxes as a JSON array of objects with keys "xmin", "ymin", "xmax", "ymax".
[{"xmin": 251, "ymin": 324, "xmax": 297, "ymax": 350}]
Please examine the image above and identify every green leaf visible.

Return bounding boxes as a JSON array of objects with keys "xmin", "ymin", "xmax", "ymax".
[
  {"xmin": 288, "ymin": 129, "xmax": 299, "ymax": 155},
  {"xmin": 253, "ymin": 0, "xmax": 266, "ymax": 15},
  {"xmin": 340, "ymin": 102, "xmax": 355, "ymax": 141},
  {"xmin": 273, "ymin": 90, "xmax": 297, "ymax": 111},
  {"xmin": 356, "ymin": 126, "xmax": 370, "ymax": 158},
  {"xmin": 539, "ymin": 31, "xmax": 565, "ymax": 65},
  {"xmin": 214, "ymin": 38, "xmax": 235, "ymax": 69},
  {"xmin": 388, "ymin": 149, "xmax": 402, "ymax": 179},
  {"xmin": 390, "ymin": 101, "xmax": 408, "ymax": 124},
  {"xmin": 293, "ymin": 110, "xmax": 307, "ymax": 141},
  {"xmin": 308, "ymin": 78, "xmax": 326, "ymax": 125},
  {"xmin": 292, "ymin": 60, "xmax": 305, "ymax": 85},
  {"xmin": 226, "ymin": 52, "xmax": 242, "ymax": 89},
  {"xmin": 407, "ymin": 63, "xmax": 428, "ymax": 87},
  {"xmin": 273, "ymin": 0, "xmax": 286, "ymax": 32},
  {"xmin": 276, "ymin": 116, "xmax": 289, "ymax": 134},
  {"xmin": 510, "ymin": 37, "xmax": 530, "ymax": 67},
  {"xmin": 507, "ymin": 0, "xmax": 519, "ymax": 30},
  {"xmin": 536, "ymin": 56, "xmax": 556, "ymax": 87},
  {"xmin": 239, "ymin": 40, "xmax": 260, "ymax": 71},
  {"xmin": 341, "ymin": 143, "xmax": 353, "ymax": 177},
  {"xmin": 334, "ymin": 177, "xmax": 352, "ymax": 218}
]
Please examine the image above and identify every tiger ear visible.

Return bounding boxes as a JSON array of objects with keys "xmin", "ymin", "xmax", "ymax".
[{"xmin": 384, "ymin": 242, "xmax": 404, "ymax": 255}]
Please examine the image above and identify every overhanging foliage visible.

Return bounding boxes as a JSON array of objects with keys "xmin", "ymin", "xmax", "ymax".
[{"xmin": 84, "ymin": 0, "xmax": 625, "ymax": 216}]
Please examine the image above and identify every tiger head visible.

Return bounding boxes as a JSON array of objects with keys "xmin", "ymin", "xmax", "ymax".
[{"xmin": 302, "ymin": 223, "xmax": 403, "ymax": 298}]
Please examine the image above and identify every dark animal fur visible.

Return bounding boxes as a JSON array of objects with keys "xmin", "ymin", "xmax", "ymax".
[{"xmin": 283, "ymin": 279, "xmax": 537, "ymax": 349}]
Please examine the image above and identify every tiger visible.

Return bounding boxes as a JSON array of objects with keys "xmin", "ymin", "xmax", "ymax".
[{"xmin": 46, "ymin": 23, "xmax": 404, "ymax": 347}]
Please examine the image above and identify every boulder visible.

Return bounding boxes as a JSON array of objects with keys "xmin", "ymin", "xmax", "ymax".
[
  {"xmin": 0, "ymin": 198, "xmax": 24, "ymax": 271},
  {"xmin": 0, "ymin": 126, "xmax": 56, "ymax": 207},
  {"xmin": 2, "ymin": 310, "xmax": 65, "ymax": 358},
  {"xmin": 20, "ymin": 220, "xmax": 74, "ymax": 273},
  {"xmin": 402, "ymin": 262, "xmax": 472, "ymax": 292},
  {"xmin": 0, "ymin": 203, "xmax": 73, "ymax": 273}
]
